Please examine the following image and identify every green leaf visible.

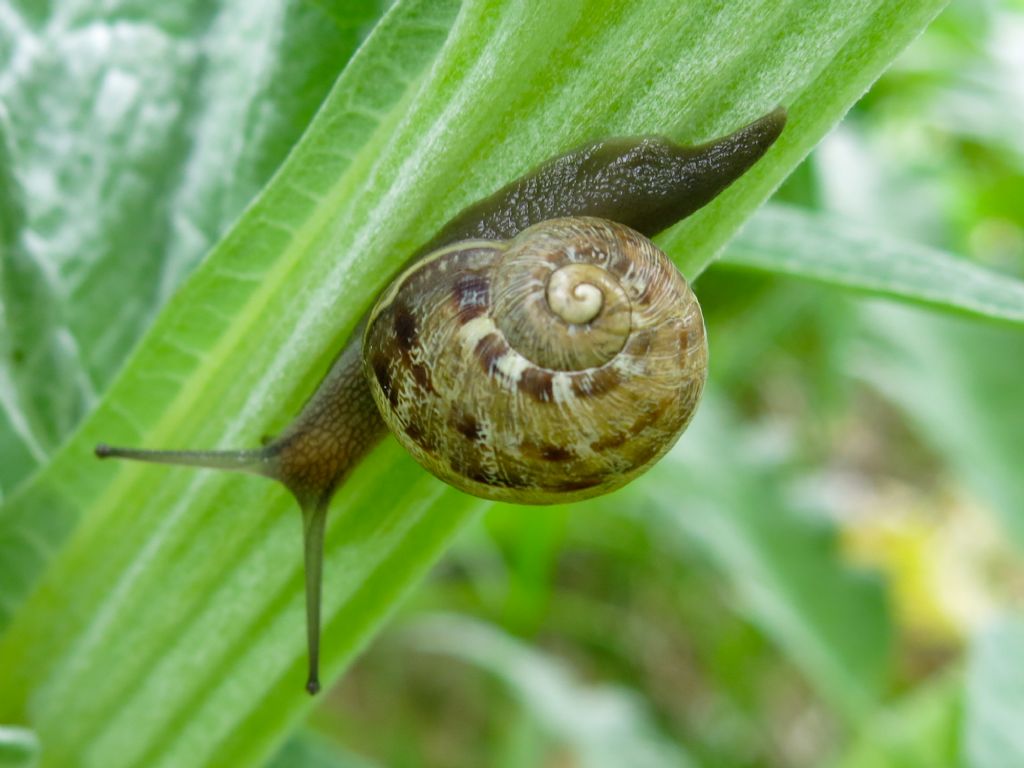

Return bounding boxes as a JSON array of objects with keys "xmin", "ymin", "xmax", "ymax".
[
  {"xmin": 717, "ymin": 204, "xmax": 1024, "ymax": 326},
  {"xmin": 637, "ymin": 397, "xmax": 892, "ymax": 720},
  {"xmin": 408, "ymin": 614, "xmax": 697, "ymax": 768},
  {"xmin": 0, "ymin": 0, "xmax": 383, "ymax": 491},
  {"xmin": 835, "ymin": 673, "xmax": 961, "ymax": 768},
  {"xmin": 0, "ymin": 0, "xmax": 947, "ymax": 765},
  {"xmin": 963, "ymin": 616, "xmax": 1024, "ymax": 768},
  {"xmin": 854, "ymin": 303, "xmax": 1024, "ymax": 546},
  {"xmin": 267, "ymin": 730, "xmax": 380, "ymax": 768},
  {"xmin": 0, "ymin": 726, "xmax": 38, "ymax": 768}
]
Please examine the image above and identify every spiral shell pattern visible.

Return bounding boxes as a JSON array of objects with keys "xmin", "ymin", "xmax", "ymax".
[{"xmin": 363, "ymin": 217, "xmax": 707, "ymax": 503}]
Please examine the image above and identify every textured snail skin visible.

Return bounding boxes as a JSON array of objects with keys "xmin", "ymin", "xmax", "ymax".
[
  {"xmin": 364, "ymin": 218, "xmax": 706, "ymax": 503},
  {"xmin": 94, "ymin": 108, "xmax": 785, "ymax": 694},
  {"xmin": 424, "ymin": 107, "xmax": 787, "ymax": 250}
]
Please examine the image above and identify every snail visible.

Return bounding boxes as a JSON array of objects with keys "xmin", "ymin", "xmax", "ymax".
[{"xmin": 96, "ymin": 107, "xmax": 786, "ymax": 694}]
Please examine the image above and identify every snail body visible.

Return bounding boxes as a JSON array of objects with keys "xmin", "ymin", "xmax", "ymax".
[{"xmin": 95, "ymin": 108, "xmax": 786, "ymax": 693}]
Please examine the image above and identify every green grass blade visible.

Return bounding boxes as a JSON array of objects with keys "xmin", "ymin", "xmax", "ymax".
[
  {"xmin": 0, "ymin": 725, "xmax": 38, "ymax": 768},
  {"xmin": 718, "ymin": 204, "xmax": 1024, "ymax": 325},
  {"xmin": 963, "ymin": 616, "xmax": 1024, "ymax": 768},
  {"xmin": 267, "ymin": 729, "xmax": 381, "ymax": 768},
  {"xmin": 854, "ymin": 303, "xmax": 1024, "ymax": 546},
  {"xmin": 639, "ymin": 398, "xmax": 891, "ymax": 720},
  {"xmin": 408, "ymin": 614, "xmax": 698, "ymax": 768},
  {"xmin": 0, "ymin": 0, "xmax": 947, "ymax": 765},
  {"xmin": 836, "ymin": 673, "xmax": 961, "ymax": 768}
]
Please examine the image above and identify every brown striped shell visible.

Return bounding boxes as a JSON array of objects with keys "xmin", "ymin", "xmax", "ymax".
[{"xmin": 362, "ymin": 217, "xmax": 707, "ymax": 504}]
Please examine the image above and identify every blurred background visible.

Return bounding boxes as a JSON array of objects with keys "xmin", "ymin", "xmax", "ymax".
[{"xmin": 276, "ymin": 2, "xmax": 1024, "ymax": 766}]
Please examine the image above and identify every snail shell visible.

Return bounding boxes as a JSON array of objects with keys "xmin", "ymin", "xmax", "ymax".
[{"xmin": 363, "ymin": 217, "xmax": 707, "ymax": 503}]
